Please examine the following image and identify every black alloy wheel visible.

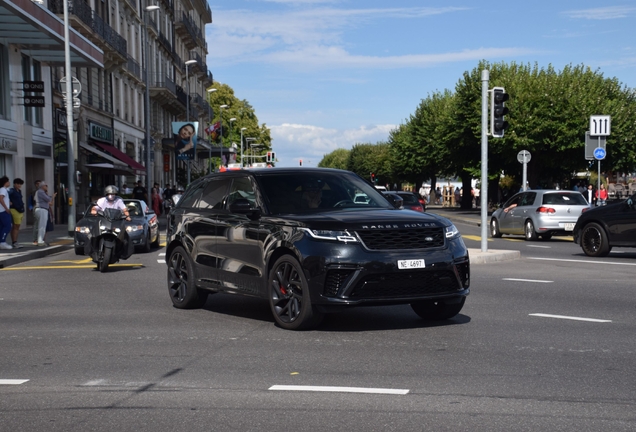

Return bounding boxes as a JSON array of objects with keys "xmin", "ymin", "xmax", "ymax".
[
  {"xmin": 268, "ymin": 256, "xmax": 323, "ymax": 330},
  {"xmin": 580, "ymin": 222, "xmax": 611, "ymax": 257},
  {"xmin": 490, "ymin": 218, "xmax": 502, "ymax": 238},
  {"xmin": 167, "ymin": 246, "xmax": 208, "ymax": 308},
  {"xmin": 411, "ymin": 297, "xmax": 466, "ymax": 321},
  {"xmin": 525, "ymin": 220, "xmax": 538, "ymax": 241}
]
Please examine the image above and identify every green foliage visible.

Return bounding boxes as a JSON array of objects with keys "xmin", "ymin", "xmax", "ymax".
[
  {"xmin": 207, "ymin": 82, "xmax": 272, "ymax": 166},
  {"xmin": 318, "ymin": 148, "xmax": 350, "ymax": 169}
]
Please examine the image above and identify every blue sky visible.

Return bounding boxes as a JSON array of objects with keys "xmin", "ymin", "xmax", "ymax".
[{"xmin": 206, "ymin": 1, "xmax": 636, "ymax": 167}]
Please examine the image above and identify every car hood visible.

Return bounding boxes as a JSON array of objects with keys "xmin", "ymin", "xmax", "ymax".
[{"xmin": 269, "ymin": 209, "xmax": 450, "ymax": 230}]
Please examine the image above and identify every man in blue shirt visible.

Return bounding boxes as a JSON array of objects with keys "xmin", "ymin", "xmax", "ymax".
[{"xmin": 8, "ymin": 178, "xmax": 25, "ymax": 249}]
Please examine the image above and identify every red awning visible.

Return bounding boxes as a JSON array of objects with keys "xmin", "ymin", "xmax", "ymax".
[{"xmin": 93, "ymin": 142, "xmax": 147, "ymax": 176}]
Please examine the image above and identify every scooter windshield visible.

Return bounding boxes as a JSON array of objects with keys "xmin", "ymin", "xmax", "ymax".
[{"xmin": 103, "ymin": 208, "xmax": 123, "ymax": 220}]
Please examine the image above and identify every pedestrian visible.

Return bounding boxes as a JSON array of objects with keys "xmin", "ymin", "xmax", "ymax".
[
  {"xmin": 454, "ymin": 187, "xmax": 461, "ymax": 206},
  {"xmin": 584, "ymin": 184, "xmax": 596, "ymax": 206},
  {"xmin": 30, "ymin": 180, "xmax": 41, "ymax": 245},
  {"xmin": 132, "ymin": 180, "xmax": 147, "ymax": 202},
  {"xmin": 596, "ymin": 183, "xmax": 608, "ymax": 206},
  {"xmin": 8, "ymin": 178, "xmax": 25, "ymax": 249},
  {"xmin": 35, "ymin": 181, "xmax": 56, "ymax": 247},
  {"xmin": 0, "ymin": 176, "xmax": 13, "ymax": 249},
  {"xmin": 435, "ymin": 186, "xmax": 442, "ymax": 205},
  {"xmin": 152, "ymin": 183, "xmax": 162, "ymax": 215}
]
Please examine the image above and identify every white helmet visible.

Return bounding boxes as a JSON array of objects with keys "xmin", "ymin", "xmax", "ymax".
[{"xmin": 104, "ymin": 185, "xmax": 118, "ymax": 201}]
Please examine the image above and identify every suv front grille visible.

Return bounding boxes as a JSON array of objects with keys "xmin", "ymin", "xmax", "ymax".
[
  {"xmin": 356, "ymin": 228, "xmax": 445, "ymax": 250},
  {"xmin": 350, "ymin": 269, "xmax": 459, "ymax": 299}
]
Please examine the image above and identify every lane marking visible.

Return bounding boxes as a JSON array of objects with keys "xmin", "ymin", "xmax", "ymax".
[
  {"xmin": 157, "ymin": 260, "xmax": 165, "ymax": 264},
  {"xmin": 503, "ymin": 278, "xmax": 553, "ymax": 283},
  {"xmin": 0, "ymin": 379, "xmax": 29, "ymax": 385},
  {"xmin": 0, "ymin": 264, "xmax": 144, "ymax": 271},
  {"xmin": 462, "ymin": 235, "xmax": 492, "ymax": 242},
  {"xmin": 526, "ymin": 245, "xmax": 551, "ymax": 249},
  {"xmin": 51, "ymin": 258, "xmax": 93, "ymax": 264},
  {"xmin": 83, "ymin": 379, "xmax": 107, "ymax": 386},
  {"xmin": 528, "ymin": 257, "xmax": 636, "ymax": 267},
  {"xmin": 530, "ymin": 313, "xmax": 612, "ymax": 323},
  {"xmin": 268, "ymin": 385, "xmax": 409, "ymax": 395},
  {"xmin": 158, "ymin": 253, "xmax": 166, "ymax": 257}
]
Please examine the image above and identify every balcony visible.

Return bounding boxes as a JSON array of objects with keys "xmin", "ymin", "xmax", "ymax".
[
  {"xmin": 158, "ymin": 30, "xmax": 172, "ymax": 53},
  {"xmin": 48, "ymin": 0, "xmax": 127, "ymax": 68},
  {"xmin": 203, "ymin": 70, "xmax": 213, "ymax": 87},
  {"xmin": 149, "ymin": 74, "xmax": 184, "ymax": 115},
  {"xmin": 175, "ymin": 11, "xmax": 203, "ymax": 50},
  {"xmin": 125, "ymin": 55, "xmax": 142, "ymax": 82},
  {"xmin": 147, "ymin": 16, "xmax": 158, "ymax": 37},
  {"xmin": 191, "ymin": 93, "xmax": 205, "ymax": 109},
  {"xmin": 175, "ymin": 85, "xmax": 188, "ymax": 107},
  {"xmin": 191, "ymin": 0, "xmax": 212, "ymax": 24},
  {"xmin": 172, "ymin": 51, "xmax": 185, "ymax": 73}
]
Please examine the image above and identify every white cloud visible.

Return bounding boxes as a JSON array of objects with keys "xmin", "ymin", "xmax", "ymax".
[
  {"xmin": 270, "ymin": 123, "xmax": 395, "ymax": 166},
  {"xmin": 563, "ymin": 6, "xmax": 636, "ymax": 20}
]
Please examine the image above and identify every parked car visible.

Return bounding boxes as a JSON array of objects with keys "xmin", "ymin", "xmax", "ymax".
[
  {"xmin": 490, "ymin": 190, "xmax": 591, "ymax": 240},
  {"xmin": 165, "ymin": 168, "xmax": 470, "ymax": 330},
  {"xmin": 573, "ymin": 193, "xmax": 636, "ymax": 256},
  {"xmin": 396, "ymin": 191, "xmax": 426, "ymax": 212},
  {"xmin": 74, "ymin": 199, "xmax": 160, "ymax": 255},
  {"xmin": 381, "ymin": 191, "xmax": 404, "ymax": 209}
]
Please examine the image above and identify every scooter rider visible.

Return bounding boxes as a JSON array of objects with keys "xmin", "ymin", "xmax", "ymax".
[{"xmin": 91, "ymin": 185, "xmax": 131, "ymax": 220}]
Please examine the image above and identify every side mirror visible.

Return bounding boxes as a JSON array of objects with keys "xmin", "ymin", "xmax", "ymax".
[{"xmin": 229, "ymin": 198, "xmax": 261, "ymax": 220}]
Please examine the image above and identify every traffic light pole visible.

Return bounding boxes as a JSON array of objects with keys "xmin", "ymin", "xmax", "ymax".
[{"xmin": 480, "ymin": 69, "xmax": 489, "ymax": 253}]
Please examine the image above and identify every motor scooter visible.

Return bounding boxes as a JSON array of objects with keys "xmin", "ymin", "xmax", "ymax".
[{"xmin": 85, "ymin": 208, "xmax": 134, "ymax": 272}]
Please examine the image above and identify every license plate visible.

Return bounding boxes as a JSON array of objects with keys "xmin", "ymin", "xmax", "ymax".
[
  {"xmin": 564, "ymin": 223, "xmax": 575, "ymax": 231},
  {"xmin": 398, "ymin": 259, "xmax": 425, "ymax": 270}
]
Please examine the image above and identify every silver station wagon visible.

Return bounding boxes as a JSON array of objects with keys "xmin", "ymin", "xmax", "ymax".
[{"xmin": 490, "ymin": 190, "xmax": 591, "ymax": 240}]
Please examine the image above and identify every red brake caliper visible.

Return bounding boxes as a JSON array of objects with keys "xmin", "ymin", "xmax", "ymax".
[{"xmin": 280, "ymin": 284, "xmax": 288, "ymax": 295}]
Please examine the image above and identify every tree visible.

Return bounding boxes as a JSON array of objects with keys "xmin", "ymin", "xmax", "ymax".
[
  {"xmin": 207, "ymin": 82, "xmax": 272, "ymax": 167},
  {"xmin": 318, "ymin": 148, "xmax": 350, "ymax": 169}
]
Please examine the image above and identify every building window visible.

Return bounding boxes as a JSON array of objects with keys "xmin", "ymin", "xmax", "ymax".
[{"xmin": 0, "ymin": 44, "xmax": 8, "ymax": 119}]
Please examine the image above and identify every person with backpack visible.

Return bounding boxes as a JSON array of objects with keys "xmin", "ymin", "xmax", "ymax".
[{"xmin": 8, "ymin": 178, "xmax": 25, "ymax": 249}]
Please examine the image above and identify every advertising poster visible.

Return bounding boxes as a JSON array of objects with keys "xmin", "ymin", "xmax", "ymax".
[{"xmin": 173, "ymin": 121, "xmax": 198, "ymax": 161}]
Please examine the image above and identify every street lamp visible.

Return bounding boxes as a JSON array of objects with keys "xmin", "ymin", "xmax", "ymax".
[
  {"xmin": 143, "ymin": 4, "xmax": 160, "ymax": 209},
  {"xmin": 229, "ymin": 117, "xmax": 236, "ymax": 164},
  {"xmin": 239, "ymin": 127, "xmax": 247, "ymax": 168},
  {"xmin": 245, "ymin": 137, "xmax": 256, "ymax": 166},
  {"xmin": 207, "ymin": 88, "xmax": 217, "ymax": 173},
  {"xmin": 219, "ymin": 104, "xmax": 228, "ymax": 167},
  {"xmin": 184, "ymin": 59, "xmax": 197, "ymax": 184}
]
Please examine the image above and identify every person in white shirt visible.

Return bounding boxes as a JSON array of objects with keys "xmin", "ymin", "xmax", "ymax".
[
  {"xmin": 0, "ymin": 176, "xmax": 12, "ymax": 249},
  {"xmin": 91, "ymin": 185, "xmax": 131, "ymax": 220}
]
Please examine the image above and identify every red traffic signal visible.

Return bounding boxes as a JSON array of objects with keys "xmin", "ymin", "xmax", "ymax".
[{"xmin": 299, "ymin": 159, "xmax": 303, "ymax": 166}]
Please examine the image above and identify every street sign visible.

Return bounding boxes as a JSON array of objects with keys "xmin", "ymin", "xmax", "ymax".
[
  {"xmin": 24, "ymin": 96, "xmax": 45, "ymax": 108},
  {"xmin": 517, "ymin": 150, "xmax": 531, "ymax": 164},
  {"xmin": 584, "ymin": 131, "xmax": 606, "ymax": 160},
  {"xmin": 590, "ymin": 115, "xmax": 611, "ymax": 136},
  {"xmin": 593, "ymin": 147, "xmax": 606, "ymax": 160}
]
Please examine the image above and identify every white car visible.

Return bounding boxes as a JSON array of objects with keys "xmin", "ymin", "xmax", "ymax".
[{"xmin": 374, "ymin": 185, "xmax": 387, "ymax": 192}]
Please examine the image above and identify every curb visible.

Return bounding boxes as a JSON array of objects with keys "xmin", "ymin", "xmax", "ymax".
[
  {"xmin": 0, "ymin": 244, "xmax": 72, "ymax": 269},
  {"xmin": 468, "ymin": 249, "xmax": 520, "ymax": 264}
]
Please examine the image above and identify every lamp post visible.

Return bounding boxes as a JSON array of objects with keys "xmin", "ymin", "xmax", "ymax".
[
  {"xmin": 219, "ymin": 104, "xmax": 228, "ymax": 167},
  {"xmin": 245, "ymin": 137, "xmax": 256, "ymax": 166},
  {"xmin": 184, "ymin": 59, "xmax": 197, "ymax": 184},
  {"xmin": 207, "ymin": 88, "xmax": 217, "ymax": 173},
  {"xmin": 229, "ymin": 117, "xmax": 236, "ymax": 164},
  {"xmin": 143, "ymin": 4, "xmax": 160, "ymax": 209},
  {"xmin": 239, "ymin": 127, "xmax": 247, "ymax": 168}
]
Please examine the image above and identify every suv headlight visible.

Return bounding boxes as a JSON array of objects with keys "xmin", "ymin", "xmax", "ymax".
[
  {"xmin": 445, "ymin": 224, "xmax": 461, "ymax": 239},
  {"xmin": 301, "ymin": 228, "xmax": 358, "ymax": 243}
]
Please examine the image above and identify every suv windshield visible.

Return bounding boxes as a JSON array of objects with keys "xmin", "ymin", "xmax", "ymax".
[{"xmin": 256, "ymin": 171, "xmax": 392, "ymax": 214}]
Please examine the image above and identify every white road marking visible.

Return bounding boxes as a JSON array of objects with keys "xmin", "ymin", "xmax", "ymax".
[
  {"xmin": 503, "ymin": 278, "xmax": 553, "ymax": 283},
  {"xmin": 157, "ymin": 259, "xmax": 165, "ymax": 264},
  {"xmin": 526, "ymin": 245, "xmax": 551, "ymax": 248},
  {"xmin": 83, "ymin": 379, "xmax": 107, "ymax": 386},
  {"xmin": 158, "ymin": 253, "xmax": 166, "ymax": 257},
  {"xmin": 529, "ymin": 313, "xmax": 612, "ymax": 323},
  {"xmin": 0, "ymin": 379, "xmax": 29, "ymax": 385},
  {"xmin": 528, "ymin": 257, "xmax": 636, "ymax": 266},
  {"xmin": 268, "ymin": 385, "xmax": 409, "ymax": 395}
]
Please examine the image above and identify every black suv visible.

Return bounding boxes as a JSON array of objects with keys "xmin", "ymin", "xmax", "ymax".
[
  {"xmin": 165, "ymin": 168, "xmax": 470, "ymax": 330},
  {"xmin": 573, "ymin": 192, "xmax": 636, "ymax": 257}
]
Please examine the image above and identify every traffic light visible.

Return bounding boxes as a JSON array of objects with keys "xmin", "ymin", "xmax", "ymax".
[
  {"xmin": 491, "ymin": 87, "xmax": 509, "ymax": 138},
  {"xmin": 266, "ymin": 151, "xmax": 272, "ymax": 162},
  {"xmin": 299, "ymin": 159, "xmax": 303, "ymax": 166},
  {"xmin": 370, "ymin": 172, "xmax": 375, "ymax": 182}
]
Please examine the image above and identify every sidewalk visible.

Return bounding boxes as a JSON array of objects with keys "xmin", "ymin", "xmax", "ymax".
[{"xmin": 0, "ymin": 222, "xmax": 75, "ymax": 269}]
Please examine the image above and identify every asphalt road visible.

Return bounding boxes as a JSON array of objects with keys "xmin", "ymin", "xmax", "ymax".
[{"xmin": 1, "ymin": 228, "xmax": 635, "ymax": 431}]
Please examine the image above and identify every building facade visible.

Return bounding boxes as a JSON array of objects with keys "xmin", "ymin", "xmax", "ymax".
[{"xmin": 0, "ymin": 0, "xmax": 213, "ymax": 227}]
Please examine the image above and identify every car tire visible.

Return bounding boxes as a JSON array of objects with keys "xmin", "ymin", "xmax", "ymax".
[
  {"xmin": 411, "ymin": 297, "xmax": 466, "ymax": 321},
  {"xmin": 540, "ymin": 233, "xmax": 552, "ymax": 240},
  {"xmin": 524, "ymin": 220, "xmax": 538, "ymax": 241},
  {"xmin": 268, "ymin": 255, "xmax": 324, "ymax": 330},
  {"xmin": 580, "ymin": 222, "xmax": 611, "ymax": 257},
  {"xmin": 151, "ymin": 230, "xmax": 160, "ymax": 248},
  {"xmin": 99, "ymin": 246, "xmax": 111, "ymax": 273},
  {"xmin": 74, "ymin": 246, "xmax": 84, "ymax": 256},
  {"xmin": 167, "ymin": 246, "xmax": 208, "ymax": 309},
  {"xmin": 142, "ymin": 231, "xmax": 152, "ymax": 253},
  {"xmin": 490, "ymin": 218, "xmax": 502, "ymax": 238}
]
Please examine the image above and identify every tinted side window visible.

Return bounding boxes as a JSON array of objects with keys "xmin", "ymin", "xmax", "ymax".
[
  {"xmin": 520, "ymin": 192, "xmax": 537, "ymax": 206},
  {"xmin": 178, "ymin": 183, "xmax": 205, "ymax": 208},
  {"xmin": 543, "ymin": 192, "xmax": 587, "ymax": 206},
  {"xmin": 198, "ymin": 179, "xmax": 231, "ymax": 209},
  {"xmin": 227, "ymin": 177, "xmax": 257, "ymax": 208},
  {"xmin": 504, "ymin": 194, "xmax": 521, "ymax": 208}
]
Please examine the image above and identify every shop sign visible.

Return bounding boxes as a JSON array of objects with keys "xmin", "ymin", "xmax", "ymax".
[
  {"xmin": 23, "ymin": 81, "xmax": 45, "ymax": 92},
  {"xmin": 89, "ymin": 121, "xmax": 113, "ymax": 143},
  {"xmin": 0, "ymin": 137, "xmax": 18, "ymax": 153},
  {"xmin": 33, "ymin": 144, "xmax": 52, "ymax": 158}
]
